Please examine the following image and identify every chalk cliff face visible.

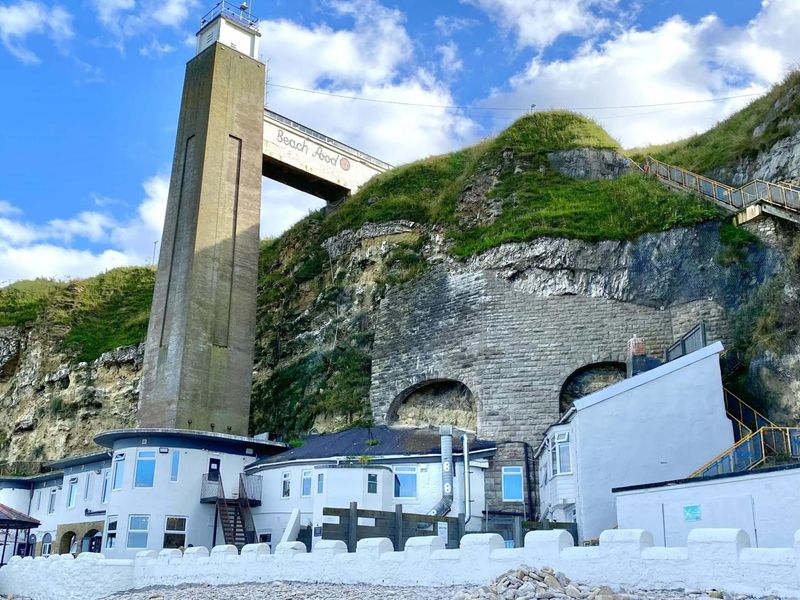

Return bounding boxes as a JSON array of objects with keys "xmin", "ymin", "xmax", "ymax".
[{"xmin": 2, "ymin": 105, "xmax": 799, "ymax": 465}]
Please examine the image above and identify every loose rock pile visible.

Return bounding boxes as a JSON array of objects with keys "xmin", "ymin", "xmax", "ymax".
[{"xmin": 451, "ymin": 566, "xmax": 776, "ymax": 600}]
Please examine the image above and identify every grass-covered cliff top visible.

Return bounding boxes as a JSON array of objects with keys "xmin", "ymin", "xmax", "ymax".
[
  {"xmin": 629, "ymin": 70, "xmax": 800, "ymax": 174},
  {"xmin": 0, "ymin": 267, "xmax": 154, "ymax": 362},
  {"xmin": 278, "ymin": 111, "xmax": 719, "ymax": 259}
]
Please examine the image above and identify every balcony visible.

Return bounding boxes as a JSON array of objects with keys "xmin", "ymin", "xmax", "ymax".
[{"xmin": 200, "ymin": 473, "xmax": 262, "ymax": 507}]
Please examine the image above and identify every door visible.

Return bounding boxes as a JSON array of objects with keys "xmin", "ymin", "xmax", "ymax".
[{"xmin": 208, "ymin": 458, "xmax": 221, "ymax": 482}]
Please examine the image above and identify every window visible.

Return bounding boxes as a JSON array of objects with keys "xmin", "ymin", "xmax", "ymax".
[
  {"xmin": 112, "ymin": 454, "xmax": 125, "ymax": 491},
  {"xmin": 367, "ymin": 473, "xmax": 378, "ymax": 494},
  {"xmin": 41, "ymin": 533, "xmax": 52, "ymax": 557},
  {"xmin": 316, "ymin": 473, "xmax": 324, "ymax": 494},
  {"xmin": 127, "ymin": 515, "xmax": 149, "ymax": 548},
  {"xmin": 393, "ymin": 466, "xmax": 417, "ymax": 498},
  {"xmin": 101, "ymin": 470, "xmax": 111, "ymax": 503},
  {"xmin": 105, "ymin": 516, "xmax": 118, "ymax": 549},
  {"xmin": 301, "ymin": 470, "xmax": 312, "ymax": 497},
  {"xmin": 135, "ymin": 450, "xmax": 156, "ymax": 487},
  {"xmin": 281, "ymin": 472, "xmax": 290, "ymax": 498},
  {"xmin": 66, "ymin": 478, "xmax": 78, "ymax": 509},
  {"xmin": 258, "ymin": 532, "xmax": 272, "ymax": 544},
  {"xmin": 550, "ymin": 432, "xmax": 572, "ymax": 475},
  {"xmin": 84, "ymin": 473, "xmax": 91, "ymax": 501},
  {"xmin": 502, "ymin": 466, "xmax": 524, "ymax": 502},
  {"xmin": 35, "ymin": 490, "xmax": 41, "ymax": 511},
  {"xmin": 170, "ymin": 451, "xmax": 180, "ymax": 482},
  {"xmin": 48, "ymin": 488, "xmax": 56, "ymax": 514},
  {"xmin": 163, "ymin": 516, "xmax": 187, "ymax": 549}
]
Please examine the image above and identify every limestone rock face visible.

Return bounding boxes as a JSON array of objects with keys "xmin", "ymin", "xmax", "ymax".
[
  {"xmin": 547, "ymin": 148, "xmax": 633, "ymax": 180},
  {"xmin": 0, "ymin": 336, "xmax": 143, "ymax": 465}
]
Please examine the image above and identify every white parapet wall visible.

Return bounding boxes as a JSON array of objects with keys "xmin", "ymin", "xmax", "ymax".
[{"xmin": 2, "ymin": 528, "xmax": 800, "ymax": 600}]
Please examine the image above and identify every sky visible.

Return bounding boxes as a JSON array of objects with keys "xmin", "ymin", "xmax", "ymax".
[{"xmin": 0, "ymin": 0, "xmax": 799, "ymax": 283}]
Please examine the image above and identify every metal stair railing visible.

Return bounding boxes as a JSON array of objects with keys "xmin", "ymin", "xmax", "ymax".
[
  {"xmin": 723, "ymin": 388, "xmax": 776, "ymax": 440},
  {"xmin": 690, "ymin": 426, "xmax": 800, "ymax": 479},
  {"xmin": 237, "ymin": 474, "xmax": 258, "ymax": 545},
  {"xmin": 645, "ymin": 156, "xmax": 800, "ymax": 214}
]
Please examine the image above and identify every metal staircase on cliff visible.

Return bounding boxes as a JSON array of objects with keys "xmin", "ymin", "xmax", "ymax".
[
  {"xmin": 201, "ymin": 473, "xmax": 260, "ymax": 550},
  {"xmin": 644, "ymin": 156, "xmax": 800, "ymax": 226},
  {"xmin": 689, "ymin": 389, "xmax": 800, "ymax": 478}
]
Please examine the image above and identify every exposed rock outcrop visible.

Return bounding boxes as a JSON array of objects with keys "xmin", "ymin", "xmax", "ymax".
[{"xmin": 547, "ymin": 148, "xmax": 633, "ymax": 180}]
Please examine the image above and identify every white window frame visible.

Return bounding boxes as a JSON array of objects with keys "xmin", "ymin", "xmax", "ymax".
[
  {"xmin": 501, "ymin": 466, "xmax": 524, "ymax": 502},
  {"xmin": 127, "ymin": 515, "xmax": 150, "ymax": 549},
  {"xmin": 112, "ymin": 453, "xmax": 125, "ymax": 491},
  {"xmin": 35, "ymin": 489, "xmax": 41, "ymax": 511},
  {"xmin": 281, "ymin": 471, "xmax": 291, "ymax": 498},
  {"xmin": 163, "ymin": 516, "xmax": 187, "ymax": 549},
  {"xmin": 551, "ymin": 432, "xmax": 572, "ymax": 475},
  {"xmin": 101, "ymin": 470, "xmax": 111, "ymax": 504},
  {"xmin": 134, "ymin": 450, "xmax": 157, "ymax": 488},
  {"xmin": 393, "ymin": 465, "xmax": 417, "ymax": 499},
  {"xmin": 300, "ymin": 469, "xmax": 312, "ymax": 497},
  {"xmin": 170, "ymin": 450, "xmax": 180, "ymax": 482},
  {"xmin": 41, "ymin": 533, "xmax": 52, "ymax": 557},
  {"xmin": 316, "ymin": 472, "xmax": 324, "ymax": 494},
  {"xmin": 66, "ymin": 477, "xmax": 78, "ymax": 509},
  {"xmin": 47, "ymin": 488, "xmax": 57, "ymax": 514},
  {"xmin": 83, "ymin": 472, "xmax": 91, "ymax": 501},
  {"xmin": 367, "ymin": 473, "xmax": 378, "ymax": 494}
]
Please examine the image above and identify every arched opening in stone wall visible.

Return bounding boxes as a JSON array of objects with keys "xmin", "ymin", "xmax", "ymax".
[
  {"xmin": 559, "ymin": 362, "xmax": 626, "ymax": 414},
  {"xmin": 59, "ymin": 531, "xmax": 77, "ymax": 555},
  {"xmin": 81, "ymin": 529, "xmax": 102, "ymax": 553},
  {"xmin": 387, "ymin": 379, "xmax": 477, "ymax": 431}
]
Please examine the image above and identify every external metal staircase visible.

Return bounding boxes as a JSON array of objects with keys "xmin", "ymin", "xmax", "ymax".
[
  {"xmin": 689, "ymin": 389, "xmax": 800, "ymax": 478},
  {"xmin": 644, "ymin": 156, "xmax": 800, "ymax": 225},
  {"xmin": 201, "ymin": 473, "xmax": 260, "ymax": 550}
]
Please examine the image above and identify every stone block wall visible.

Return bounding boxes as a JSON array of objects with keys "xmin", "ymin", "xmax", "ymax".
[{"xmin": 2, "ymin": 528, "xmax": 799, "ymax": 599}]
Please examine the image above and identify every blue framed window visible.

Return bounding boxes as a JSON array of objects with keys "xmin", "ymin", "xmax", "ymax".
[
  {"xmin": 301, "ymin": 470, "xmax": 312, "ymax": 497},
  {"xmin": 502, "ymin": 466, "xmax": 523, "ymax": 502},
  {"xmin": 135, "ymin": 450, "xmax": 156, "ymax": 487},
  {"xmin": 112, "ymin": 454, "xmax": 125, "ymax": 491}
]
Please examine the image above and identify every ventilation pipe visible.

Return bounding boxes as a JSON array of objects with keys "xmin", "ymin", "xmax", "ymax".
[
  {"xmin": 427, "ymin": 425, "xmax": 454, "ymax": 516},
  {"xmin": 462, "ymin": 433, "xmax": 471, "ymax": 524}
]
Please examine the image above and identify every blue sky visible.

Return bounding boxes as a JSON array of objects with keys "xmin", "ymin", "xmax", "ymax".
[{"xmin": 0, "ymin": 0, "xmax": 797, "ymax": 283}]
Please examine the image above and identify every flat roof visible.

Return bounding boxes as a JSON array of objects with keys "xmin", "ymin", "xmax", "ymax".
[
  {"xmin": 613, "ymin": 460, "xmax": 800, "ymax": 493},
  {"xmin": 94, "ymin": 428, "xmax": 287, "ymax": 452}
]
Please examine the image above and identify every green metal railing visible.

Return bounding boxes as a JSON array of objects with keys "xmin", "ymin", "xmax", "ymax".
[{"xmin": 645, "ymin": 156, "xmax": 800, "ymax": 214}]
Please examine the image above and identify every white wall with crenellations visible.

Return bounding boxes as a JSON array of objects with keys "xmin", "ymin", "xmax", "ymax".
[{"xmin": 2, "ymin": 528, "xmax": 799, "ymax": 600}]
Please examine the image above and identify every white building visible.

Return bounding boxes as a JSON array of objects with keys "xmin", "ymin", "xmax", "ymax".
[
  {"xmin": 536, "ymin": 341, "xmax": 735, "ymax": 543},
  {"xmin": 615, "ymin": 450, "xmax": 800, "ymax": 547},
  {"xmin": 246, "ymin": 425, "xmax": 495, "ymax": 550}
]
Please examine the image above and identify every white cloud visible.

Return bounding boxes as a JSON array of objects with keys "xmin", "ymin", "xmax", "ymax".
[
  {"xmin": 139, "ymin": 38, "xmax": 174, "ymax": 58},
  {"xmin": 0, "ymin": 0, "xmax": 73, "ymax": 64},
  {"xmin": 437, "ymin": 41, "xmax": 463, "ymax": 76},
  {"xmin": 89, "ymin": 0, "xmax": 200, "ymax": 51},
  {"xmin": 464, "ymin": 0, "xmax": 618, "ymax": 49},
  {"xmin": 0, "ymin": 175, "xmax": 168, "ymax": 282},
  {"xmin": 261, "ymin": 181, "xmax": 326, "ymax": 239},
  {"xmin": 0, "ymin": 201, "xmax": 21, "ymax": 215},
  {"xmin": 483, "ymin": 0, "xmax": 800, "ymax": 147},
  {"xmin": 434, "ymin": 15, "xmax": 478, "ymax": 36}
]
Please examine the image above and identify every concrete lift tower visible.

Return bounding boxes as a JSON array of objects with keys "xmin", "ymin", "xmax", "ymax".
[{"xmin": 138, "ymin": 2, "xmax": 390, "ymax": 436}]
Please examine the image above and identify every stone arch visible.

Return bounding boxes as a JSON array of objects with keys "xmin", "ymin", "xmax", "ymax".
[
  {"xmin": 59, "ymin": 531, "xmax": 77, "ymax": 555},
  {"xmin": 40, "ymin": 533, "xmax": 52, "ymax": 557},
  {"xmin": 386, "ymin": 378, "xmax": 478, "ymax": 431},
  {"xmin": 559, "ymin": 361, "xmax": 627, "ymax": 413}
]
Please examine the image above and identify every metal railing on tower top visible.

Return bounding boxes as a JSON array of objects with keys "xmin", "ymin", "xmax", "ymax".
[
  {"xmin": 201, "ymin": 1, "xmax": 259, "ymax": 30},
  {"xmin": 644, "ymin": 156, "xmax": 800, "ymax": 215}
]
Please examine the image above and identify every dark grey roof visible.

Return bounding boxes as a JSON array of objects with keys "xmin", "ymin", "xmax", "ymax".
[{"xmin": 247, "ymin": 425, "xmax": 495, "ymax": 468}]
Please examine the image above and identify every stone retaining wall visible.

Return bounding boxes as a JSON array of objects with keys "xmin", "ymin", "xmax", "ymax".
[{"xmin": 2, "ymin": 528, "xmax": 798, "ymax": 600}]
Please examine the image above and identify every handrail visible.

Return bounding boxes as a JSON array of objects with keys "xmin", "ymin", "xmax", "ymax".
[
  {"xmin": 689, "ymin": 426, "xmax": 800, "ymax": 478},
  {"xmin": 237, "ymin": 474, "xmax": 257, "ymax": 544},
  {"xmin": 200, "ymin": 1, "xmax": 258, "ymax": 30},
  {"xmin": 645, "ymin": 156, "xmax": 800, "ymax": 214},
  {"xmin": 724, "ymin": 388, "xmax": 776, "ymax": 430}
]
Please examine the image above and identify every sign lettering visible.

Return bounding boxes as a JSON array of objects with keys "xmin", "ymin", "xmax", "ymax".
[
  {"xmin": 275, "ymin": 128, "xmax": 352, "ymax": 172},
  {"xmin": 276, "ymin": 129, "xmax": 308, "ymax": 154}
]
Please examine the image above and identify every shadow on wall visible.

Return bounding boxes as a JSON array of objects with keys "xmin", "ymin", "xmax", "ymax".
[
  {"xmin": 386, "ymin": 379, "xmax": 477, "ymax": 431},
  {"xmin": 559, "ymin": 362, "xmax": 626, "ymax": 414}
]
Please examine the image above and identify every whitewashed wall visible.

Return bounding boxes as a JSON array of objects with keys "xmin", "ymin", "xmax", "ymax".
[
  {"xmin": 572, "ymin": 342, "xmax": 733, "ymax": 541},
  {"xmin": 2, "ymin": 528, "xmax": 799, "ymax": 600},
  {"xmin": 616, "ymin": 465, "xmax": 800, "ymax": 547}
]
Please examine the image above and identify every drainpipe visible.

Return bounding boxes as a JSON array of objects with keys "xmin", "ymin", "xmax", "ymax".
[
  {"xmin": 463, "ymin": 434, "xmax": 471, "ymax": 524},
  {"xmin": 523, "ymin": 442, "xmax": 534, "ymax": 521},
  {"xmin": 427, "ymin": 425, "xmax": 454, "ymax": 516}
]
